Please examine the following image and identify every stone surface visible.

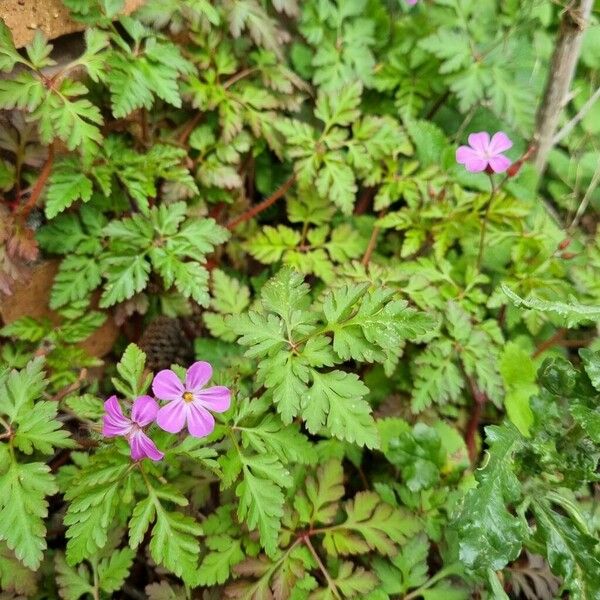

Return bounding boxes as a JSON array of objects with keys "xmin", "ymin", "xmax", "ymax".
[{"xmin": 1, "ymin": 0, "xmax": 144, "ymax": 48}]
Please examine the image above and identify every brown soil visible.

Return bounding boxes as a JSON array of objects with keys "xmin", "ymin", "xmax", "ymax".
[
  {"xmin": 1, "ymin": 0, "xmax": 144, "ymax": 48},
  {"xmin": 0, "ymin": 260, "xmax": 119, "ymax": 358}
]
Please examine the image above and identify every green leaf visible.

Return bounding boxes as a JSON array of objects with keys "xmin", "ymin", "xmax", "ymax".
[
  {"xmin": 315, "ymin": 82, "xmax": 362, "ymax": 127},
  {"xmin": 64, "ymin": 452, "xmax": 132, "ymax": 564},
  {"xmin": 260, "ymin": 266, "xmax": 311, "ymax": 321},
  {"xmin": 0, "ymin": 541, "xmax": 38, "ymax": 595},
  {"xmin": 240, "ymin": 414, "xmax": 316, "ymax": 464},
  {"xmin": 295, "ymin": 459, "xmax": 344, "ymax": 526},
  {"xmin": 65, "ymin": 394, "xmax": 105, "ymax": 420},
  {"xmin": 403, "ymin": 117, "xmax": 448, "ymax": 168},
  {"xmin": 570, "ymin": 402, "xmax": 600, "ymax": 443},
  {"xmin": 100, "ymin": 254, "xmax": 151, "ymax": 307},
  {"xmin": 247, "ymin": 225, "xmax": 301, "ymax": 263},
  {"xmin": 419, "ymin": 29, "xmax": 472, "ymax": 74},
  {"xmin": 236, "ymin": 462, "xmax": 285, "ymax": 557},
  {"xmin": 260, "ymin": 352, "xmax": 310, "ymax": 423},
  {"xmin": 323, "ymin": 284, "xmax": 433, "ymax": 365},
  {"xmin": 210, "ymin": 269, "xmax": 250, "ymax": 314},
  {"xmin": 372, "ymin": 534, "xmax": 429, "ymax": 596},
  {"xmin": 502, "ymin": 284, "xmax": 600, "ymax": 327},
  {"xmin": 128, "ymin": 496, "xmax": 155, "ymax": 550},
  {"xmin": 79, "ymin": 29, "xmax": 109, "ymax": 81},
  {"xmin": 226, "ymin": 312, "xmax": 287, "ymax": 358},
  {"xmin": 499, "ymin": 342, "xmax": 536, "ymax": 436},
  {"xmin": 149, "ymin": 505, "xmax": 203, "ymax": 584},
  {"xmin": 13, "ymin": 401, "xmax": 75, "ymax": 455},
  {"xmin": 454, "ymin": 424, "xmax": 526, "ymax": 573},
  {"xmin": 0, "ymin": 358, "xmax": 46, "ymax": 422},
  {"xmin": 0, "ymin": 72, "xmax": 45, "ymax": 111},
  {"xmin": 579, "ymin": 348, "xmax": 600, "ymax": 391},
  {"xmin": 0, "ymin": 316, "xmax": 51, "ymax": 342},
  {"xmin": 50, "ymin": 255, "xmax": 102, "ymax": 309},
  {"xmin": 487, "ymin": 569, "xmax": 510, "ymax": 600},
  {"xmin": 323, "ymin": 491, "xmax": 419, "ymax": 556},
  {"xmin": 55, "ymin": 553, "xmax": 93, "ymax": 600},
  {"xmin": 304, "ymin": 370, "xmax": 378, "ymax": 449},
  {"xmin": 379, "ymin": 422, "xmax": 443, "ymax": 492},
  {"xmin": 195, "ymin": 536, "xmax": 244, "ymax": 586},
  {"xmin": 532, "ymin": 498, "xmax": 600, "ymax": 599},
  {"xmin": 172, "ymin": 260, "xmax": 210, "ymax": 306},
  {"xmin": 26, "ymin": 32, "xmax": 55, "ymax": 70},
  {"xmin": 411, "ymin": 340, "xmax": 463, "ymax": 412},
  {"xmin": 33, "ymin": 80, "xmax": 103, "ymax": 152},
  {"xmin": 97, "ymin": 547, "xmax": 135, "ymax": 593},
  {"xmin": 111, "ymin": 343, "xmax": 150, "ymax": 398},
  {"xmin": 45, "ymin": 162, "xmax": 94, "ymax": 219},
  {"xmin": 0, "ymin": 461, "xmax": 57, "ymax": 570},
  {"xmin": 145, "ymin": 580, "xmax": 186, "ymax": 599},
  {"xmin": 331, "ymin": 562, "xmax": 378, "ymax": 598},
  {"xmin": 0, "ymin": 21, "xmax": 26, "ymax": 71},
  {"xmin": 316, "ymin": 155, "xmax": 357, "ymax": 215}
]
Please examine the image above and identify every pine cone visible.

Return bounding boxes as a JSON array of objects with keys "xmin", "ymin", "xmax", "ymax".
[{"xmin": 138, "ymin": 316, "xmax": 193, "ymax": 372}]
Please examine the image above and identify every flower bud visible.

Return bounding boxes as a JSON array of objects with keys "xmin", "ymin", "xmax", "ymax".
[
  {"xmin": 557, "ymin": 239, "xmax": 571, "ymax": 250},
  {"xmin": 506, "ymin": 161, "xmax": 522, "ymax": 177}
]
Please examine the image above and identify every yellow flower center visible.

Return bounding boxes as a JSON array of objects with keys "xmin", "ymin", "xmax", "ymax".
[{"xmin": 182, "ymin": 391, "xmax": 194, "ymax": 402}]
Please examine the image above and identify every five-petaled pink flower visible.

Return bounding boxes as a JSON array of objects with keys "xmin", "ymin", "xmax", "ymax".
[
  {"xmin": 103, "ymin": 395, "xmax": 163, "ymax": 461},
  {"xmin": 456, "ymin": 132, "xmax": 513, "ymax": 173},
  {"xmin": 154, "ymin": 361, "xmax": 231, "ymax": 438}
]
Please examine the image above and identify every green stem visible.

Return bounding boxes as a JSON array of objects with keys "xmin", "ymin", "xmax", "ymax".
[
  {"xmin": 477, "ymin": 173, "xmax": 496, "ymax": 270},
  {"xmin": 404, "ymin": 563, "xmax": 463, "ymax": 600},
  {"xmin": 91, "ymin": 557, "xmax": 100, "ymax": 600}
]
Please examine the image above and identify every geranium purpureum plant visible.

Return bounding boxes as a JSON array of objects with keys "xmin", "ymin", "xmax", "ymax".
[{"xmin": 0, "ymin": 0, "xmax": 600, "ymax": 598}]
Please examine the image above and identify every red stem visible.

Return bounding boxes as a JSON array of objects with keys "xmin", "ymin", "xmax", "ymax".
[
  {"xmin": 465, "ymin": 376, "xmax": 487, "ymax": 464},
  {"xmin": 226, "ymin": 174, "xmax": 296, "ymax": 230},
  {"xmin": 532, "ymin": 328, "xmax": 566, "ymax": 358},
  {"xmin": 20, "ymin": 145, "xmax": 54, "ymax": 219},
  {"xmin": 177, "ymin": 112, "xmax": 203, "ymax": 146}
]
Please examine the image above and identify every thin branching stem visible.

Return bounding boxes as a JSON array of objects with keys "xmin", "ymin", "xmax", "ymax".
[
  {"xmin": 227, "ymin": 174, "xmax": 296, "ymax": 230},
  {"xmin": 303, "ymin": 535, "xmax": 341, "ymax": 600},
  {"xmin": 476, "ymin": 173, "xmax": 496, "ymax": 270}
]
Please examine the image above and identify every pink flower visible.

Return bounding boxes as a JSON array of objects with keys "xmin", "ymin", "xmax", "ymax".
[
  {"xmin": 102, "ymin": 395, "xmax": 163, "ymax": 461},
  {"xmin": 153, "ymin": 361, "xmax": 231, "ymax": 438},
  {"xmin": 406, "ymin": 0, "xmax": 418, "ymax": 4},
  {"xmin": 456, "ymin": 132, "xmax": 513, "ymax": 173}
]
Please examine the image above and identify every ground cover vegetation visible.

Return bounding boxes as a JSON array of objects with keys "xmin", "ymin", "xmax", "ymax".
[{"xmin": 1, "ymin": 0, "xmax": 600, "ymax": 598}]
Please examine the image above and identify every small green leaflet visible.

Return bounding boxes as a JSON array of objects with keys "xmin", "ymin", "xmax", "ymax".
[
  {"xmin": 502, "ymin": 284, "xmax": 600, "ymax": 327},
  {"xmin": 499, "ymin": 342, "xmax": 536, "ymax": 437},
  {"xmin": 0, "ymin": 461, "xmax": 57, "ymax": 570},
  {"xmin": 45, "ymin": 160, "xmax": 93, "ymax": 219},
  {"xmin": 305, "ymin": 370, "xmax": 378, "ymax": 449}
]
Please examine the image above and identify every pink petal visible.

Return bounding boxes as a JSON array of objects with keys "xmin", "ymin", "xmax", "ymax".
[
  {"xmin": 467, "ymin": 132, "xmax": 490, "ymax": 153},
  {"xmin": 152, "ymin": 369, "xmax": 184, "ymax": 402},
  {"xmin": 102, "ymin": 396, "xmax": 132, "ymax": 437},
  {"xmin": 196, "ymin": 386, "xmax": 231, "ymax": 413},
  {"xmin": 185, "ymin": 361, "xmax": 213, "ymax": 392},
  {"xmin": 156, "ymin": 399, "xmax": 187, "ymax": 433},
  {"xmin": 187, "ymin": 403, "xmax": 215, "ymax": 438},
  {"xmin": 488, "ymin": 154, "xmax": 512, "ymax": 173},
  {"xmin": 129, "ymin": 429, "xmax": 164, "ymax": 461},
  {"xmin": 456, "ymin": 146, "xmax": 488, "ymax": 172},
  {"xmin": 131, "ymin": 395, "xmax": 159, "ymax": 427},
  {"xmin": 406, "ymin": 0, "xmax": 418, "ymax": 4},
  {"xmin": 488, "ymin": 132, "xmax": 513, "ymax": 154}
]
